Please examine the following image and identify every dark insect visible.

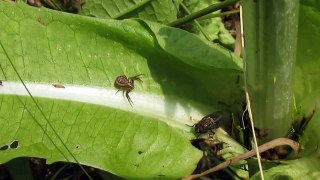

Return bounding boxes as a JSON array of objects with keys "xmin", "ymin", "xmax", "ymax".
[
  {"xmin": 0, "ymin": 80, "xmax": 2, "ymax": 86},
  {"xmin": 191, "ymin": 137, "xmax": 224, "ymax": 155},
  {"xmin": 194, "ymin": 111, "xmax": 223, "ymax": 134},
  {"xmin": 114, "ymin": 74, "xmax": 143, "ymax": 106}
]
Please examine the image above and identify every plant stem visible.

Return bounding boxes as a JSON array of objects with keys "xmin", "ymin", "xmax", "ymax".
[
  {"xmin": 168, "ymin": 0, "xmax": 238, "ymax": 27},
  {"xmin": 197, "ymin": 9, "xmax": 240, "ymax": 21},
  {"xmin": 180, "ymin": 3, "xmax": 211, "ymax": 41},
  {"xmin": 242, "ymin": 0, "xmax": 300, "ymax": 142},
  {"xmin": 112, "ymin": 0, "xmax": 152, "ymax": 19}
]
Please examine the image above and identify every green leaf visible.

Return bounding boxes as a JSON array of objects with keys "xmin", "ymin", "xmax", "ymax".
[
  {"xmin": 294, "ymin": 0, "xmax": 320, "ymax": 157},
  {"xmin": 80, "ymin": 0, "xmax": 179, "ymax": 23},
  {"xmin": 182, "ymin": 0, "xmax": 235, "ymax": 46},
  {"xmin": 250, "ymin": 156, "xmax": 320, "ymax": 179},
  {"xmin": 0, "ymin": 1, "xmax": 243, "ymax": 179},
  {"xmin": 294, "ymin": 1, "xmax": 320, "ymax": 103}
]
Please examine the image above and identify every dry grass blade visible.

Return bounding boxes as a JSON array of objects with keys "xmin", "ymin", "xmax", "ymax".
[{"xmin": 183, "ymin": 138, "xmax": 299, "ymax": 180}]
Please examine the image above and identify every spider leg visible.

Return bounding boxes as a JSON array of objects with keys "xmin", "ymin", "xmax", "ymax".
[
  {"xmin": 135, "ymin": 76, "xmax": 143, "ymax": 83},
  {"xmin": 129, "ymin": 74, "xmax": 144, "ymax": 82},
  {"xmin": 125, "ymin": 91, "xmax": 134, "ymax": 106}
]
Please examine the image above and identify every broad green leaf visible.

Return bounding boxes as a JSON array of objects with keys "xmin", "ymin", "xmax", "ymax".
[
  {"xmin": 297, "ymin": 91, "xmax": 320, "ymax": 157},
  {"xmin": 294, "ymin": 0, "xmax": 320, "ymax": 157},
  {"xmin": 0, "ymin": 1, "xmax": 243, "ymax": 179},
  {"xmin": 294, "ymin": 1, "xmax": 320, "ymax": 103},
  {"xmin": 250, "ymin": 156, "xmax": 320, "ymax": 179},
  {"xmin": 80, "ymin": 0, "xmax": 179, "ymax": 23}
]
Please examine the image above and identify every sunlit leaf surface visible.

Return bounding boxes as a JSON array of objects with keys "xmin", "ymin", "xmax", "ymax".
[
  {"xmin": 0, "ymin": 2, "xmax": 243, "ymax": 179},
  {"xmin": 80, "ymin": 0, "xmax": 179, "ymax": 23}
]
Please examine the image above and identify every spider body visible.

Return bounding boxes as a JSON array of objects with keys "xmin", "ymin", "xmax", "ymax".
[{"xmin": 114, "ymin": 74, "xmax": 143, "ymax": 106}]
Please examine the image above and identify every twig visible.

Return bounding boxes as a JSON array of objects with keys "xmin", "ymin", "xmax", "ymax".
[
  {"xmin": 245, "ymin": 92, "xmax": 265, "ymax": 179},
  {"xmin": 183, "ymin": 138, "xmax": 299, "ymax": 180}
]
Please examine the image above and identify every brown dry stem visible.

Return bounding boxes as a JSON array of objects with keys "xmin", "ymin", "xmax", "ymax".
[{"xmin": 183, "ymin": 138, "xmax": 299, "ymax": 180}]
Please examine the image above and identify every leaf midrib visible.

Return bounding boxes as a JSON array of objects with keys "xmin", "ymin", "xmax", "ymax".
[{"xmin": 0, "ymin": 81, "xmax": 208, "ymax": 129}]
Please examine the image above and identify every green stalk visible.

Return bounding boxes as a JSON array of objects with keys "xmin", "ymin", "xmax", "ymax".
[
  {"xmin": 242, "ymin": 0, "xmax": 299, "ymax": 142},
  {"xmin": 180, "ymin": 3, "xmax": 211, "ymax": 41},
  {"xmin": 112, "ymin": 0, "xmax": 152, "ymax": 19},
  {"xmin": 197, "ymin": 9, "xmax": 240, "ymax": 21},
  {"xmin": 168, "ymin": 0, "xmax": 238, "ymax": 27}
]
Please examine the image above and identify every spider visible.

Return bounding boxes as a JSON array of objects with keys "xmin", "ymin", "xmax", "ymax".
[{"xmin": 114, "ymin": 74, "xmax": 143, "ymax": 106}]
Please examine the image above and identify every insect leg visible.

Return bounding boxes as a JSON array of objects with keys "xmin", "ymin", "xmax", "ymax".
[{"xmin": 209, "ymin": 130, "xmax": 215, "ymax": 137}]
